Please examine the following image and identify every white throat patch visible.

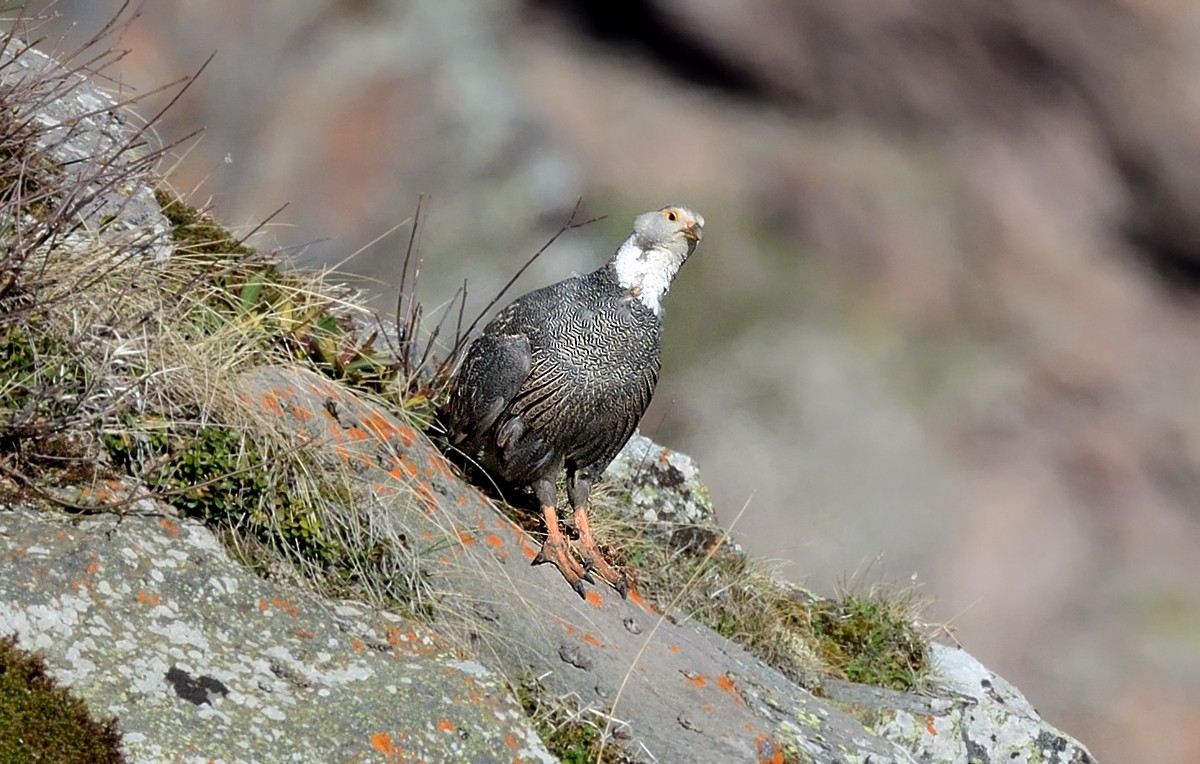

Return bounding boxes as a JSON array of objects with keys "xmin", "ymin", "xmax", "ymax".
[{"xmin": 612, "ymin": 238, "xmax": 680, "ymax": 316}]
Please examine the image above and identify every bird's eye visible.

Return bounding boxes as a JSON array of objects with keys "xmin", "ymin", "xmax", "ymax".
[{"xmin": 665, "ymin": 210, "xmax": 678, "ymax": 221}]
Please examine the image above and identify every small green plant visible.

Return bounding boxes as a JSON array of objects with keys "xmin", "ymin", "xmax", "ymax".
[
  {"xmin": 104, "ymin": 423, "xmax": 345, "ymax": 572},
  {"xmin": 809, "ymin": 591, "xmax": 929, "ymax": 690},
  {"xmin": 0, "ymin": 634, "xmax": 126, "ymax": 764},
  {"xmin": 513, "ymin": 675, "xmax": 631, "ymax": 764}
]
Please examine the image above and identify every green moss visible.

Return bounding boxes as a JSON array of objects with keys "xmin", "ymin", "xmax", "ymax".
[
  {"xmin": 153, "ymin": 189, "xmax": 410, "ymax": 406},
  {"xmin": 155, "ymin": 188, "xmax": 255, "ymax": 258},
  {"xmin": 101, "ymin": 421, "xmax": 431, "ymax": 617},
  {"xmin": 809, "ymin": 593, "xmax": 928, "ymax": 690},
  {"xmin": 0, "ymin": 634, "xmax": 125, "ymax": 764}
]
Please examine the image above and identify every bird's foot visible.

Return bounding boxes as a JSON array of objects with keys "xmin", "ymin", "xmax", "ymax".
[
  {"xmin": 574, "ymin": 539, "xmax": 628, "ymax": 599},
  {"xmin": 532, "ymin": 534, "xmax": 591, "ymax": 599}
]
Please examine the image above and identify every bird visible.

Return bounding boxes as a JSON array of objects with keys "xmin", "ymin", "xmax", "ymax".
[{"xmin": 445, "ymin": 204, "xmax": 704, "ymax": 598}]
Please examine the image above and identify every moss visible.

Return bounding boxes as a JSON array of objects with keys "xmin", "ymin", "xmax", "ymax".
[
  {"xmin": 0, "ymin": 634, "xmax": 126, "ymax": 764},
  {"xmin": 153, "ymin": 189, "xmax": 411, "ymax": 405},
  {"xmin": 101, "ymin": 421, "xmax": 432, "ymax": 617},
  {"xmin": 155, "ymin": 188, "xmax": 255, "ymax": 258},
  {"xmin": 0, "ymin": 326, "xmax": 96, "ymax": 467},
  {"xmin": 808, "ymin": 593, "xmax": 928, "ymax": 691}
]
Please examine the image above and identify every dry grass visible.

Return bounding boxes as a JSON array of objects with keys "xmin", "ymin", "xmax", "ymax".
[
  {"xmin": 593, "ymin": 501, "xmax": 934, "ymax": 694},
  {"xmin": 1, "ymin": 1, "xmax": 440, "ymax": 616}
]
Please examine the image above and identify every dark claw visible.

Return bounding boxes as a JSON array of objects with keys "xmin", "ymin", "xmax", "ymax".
[
  {"xmin": 581, "ymin": 556, "xmax": 595, "ymax": 573},
  {"xmin": 572, "ymin": 579, "xmax": 587, "ymax": 599},
  {"xmin": 616, "ymin": 574, "xmax": 629, "ymax": 600},
  {"xmin": 531, "ymin": 548, "xmax": 547, "ymax": 566},
  {"xmin": 581, "ymin": 570, "xmax": 596, "ymax": 586}
]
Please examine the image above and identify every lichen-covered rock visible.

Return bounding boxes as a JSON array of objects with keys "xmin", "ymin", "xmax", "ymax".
[
  {"xmin": 821, "ymin": 644, "xmax": 1097, "ymax": 764},
  {"xmin": 606, "ymin": 432, "xmax": 741, "ymax": 554},
  {"xmin": 1, "ymin": 41, "xmax": 170, "ymax": 258},
  {"xmin": 0, "ymin": 502, "xmax": 555, "ymax": 764}
]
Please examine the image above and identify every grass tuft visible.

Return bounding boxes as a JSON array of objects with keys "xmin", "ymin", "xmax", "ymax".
[
  {"xmin": 599, "ymin": 507, "xmax": 932, "ymax": 693},
  {"xmin": 513, "ymin": 674, "xmax": 637, "ymax": 764}
]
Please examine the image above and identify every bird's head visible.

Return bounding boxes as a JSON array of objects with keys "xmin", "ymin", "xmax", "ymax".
[
  {"xmin": 613, "ymin": 204, "xmax": 705, "ymax": 315},
  {"xmin": 633, "ymin": 204, "xmax": 705, "ymax": 258}
]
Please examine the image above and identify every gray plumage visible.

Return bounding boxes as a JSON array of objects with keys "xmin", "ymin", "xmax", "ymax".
[{"xmin": 446, "ymin": 204, "xmax": 704, "ymax": 597}]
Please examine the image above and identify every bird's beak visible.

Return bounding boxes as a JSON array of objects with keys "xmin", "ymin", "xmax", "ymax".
[{"xmin": 682, "ymin": 220, "xmax": 703, "ymax": 242}]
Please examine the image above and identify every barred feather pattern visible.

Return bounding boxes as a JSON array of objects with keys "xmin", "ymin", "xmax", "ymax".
[{"xmin": 448, "ymin": 262, "xmax": 660, "ymax": 487}]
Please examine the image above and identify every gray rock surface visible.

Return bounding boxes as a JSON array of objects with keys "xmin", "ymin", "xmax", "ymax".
[
  {"xmin": 607, "ymin": 431, "xmax": 742, "ymax": 554},
  {"xmin": 1, "ymin": 40, "xmax": 170, "ymax": 258},
  {"xmin": 0, "ymin": 502, "xmax": 554, "ymax": 764}
]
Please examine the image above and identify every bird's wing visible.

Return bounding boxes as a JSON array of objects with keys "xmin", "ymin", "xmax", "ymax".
[{"xmin": 447, "ymin": 332, "xmax": 532, "ymax": 445}]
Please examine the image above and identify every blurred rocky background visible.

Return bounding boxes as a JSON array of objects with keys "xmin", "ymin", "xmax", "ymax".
[{"xmin": 31, "ymin": 1, "xmax": 1200, "ymax": 761}]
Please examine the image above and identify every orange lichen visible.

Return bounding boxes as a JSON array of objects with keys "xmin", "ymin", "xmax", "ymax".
[
  {"xmin": 504, "ymin": 733, "xmax": 519, "ymax": 750},
  {"xmin": 370, "ymin": 732, "xmax": 402, "ymax": 755},
  {"xmin": 585, "ymin": 591, "xmax": 602, "ymax": 608},
  {"xmin": 436, "ymin": 720, "xmax": 456, "ymax": 733},
  {"xmin": 926, "ymin": 716, "xmax": 937, "ymax": 735},
  {"xmin": 457, "ymin": 531, "xmax": 477, "ymax": 546},
  {"xmin": 581, "ymin": 633, "xmax": 603, "ymax": 648},
  {"xmin": 512, "ymin": 535, "xmax": 534, "ymax": 560},
  {"xmin": 294, "ymin": 629, "xmax": 314, "ymax": 639},
  {"xmin": 259, "ymin": 392, "xmax": 285, "ymax": 416},
  {"xmin": 159, "ymin": 517, "xmax": 180, "ymax": 539},
  {"xmin": 397, "ymin": 425, "xmax": 418, "ymax": 447},
  {"xmin": 484, "ymin": 534, "xmax": 504, "ymax": 548},
  {"xmin": 135, "ymin": 591, "xmax": 161, "ymax": 607},
  {"xmin": 553, "ymin": 615, "xmax": 578, "ymax": 637},
  {"xmin": 351, "ymin": 639, "xmax": 365, "ymax": 652},
  {"xmin": 683, "ymin": 672, "xmax": 707, "ymax": 688},
  {"xmin": 669, "ymin": 643, "xmax": 681, "ymax": 654},
  {"xmin": 627, "ymin": 588, "xmax": 654, "ymax": 613},
  {"xmin": 717, "ymin": 674, "xmax": 736, "ymax": 695},
  {"xmin": 268, "ymin": 597, "xmax": 300, "ymax": 617},
  {"xmin": 755, "ymin": 734, "xmax": 785, "ymax": 764}
]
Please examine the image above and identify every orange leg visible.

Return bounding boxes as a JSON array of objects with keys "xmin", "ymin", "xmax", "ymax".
[
  {"xmin": 532, "ymin": 504, "xmax": 590, "ymax": 598},
  {"xmin": 572, "ymin": 505, "xmax": 628, "ymax": 598}
]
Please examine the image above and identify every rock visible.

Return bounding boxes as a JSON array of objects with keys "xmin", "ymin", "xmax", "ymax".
[
  {"xmin": 0, "ymin": 502, "xmax": 555, "ymax": 764},
  {"xmin": 823, "ymin": 644, "xmax": 1097, "ymax": 764},
  {"xmin": 606, "ymin": 431, "xmax": 741, "ymax": 554},
  {"xmin": 1, "ymin": 41, "xmax": 170, "ymax": 259}
]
